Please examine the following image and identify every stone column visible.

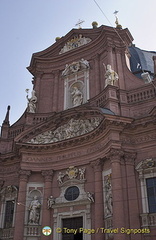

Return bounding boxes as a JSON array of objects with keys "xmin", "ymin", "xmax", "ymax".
[
  {"xmin": 108, "ymin": 148, "xmax": 125, "ymax": 240},
  {"xmin": 124, "ymin": 152, "xmax": 142, "ymax": 240},
  {"xmin": 13, "ymin": 170, "xmax": 31, "ymax": 240},
  {"xmin": 41, "ymin": 170, "xmax": 53, "ymax": 240},
  {"xmin": 91, "ymin": 159, "xmax": 104, "ymax": 240}
]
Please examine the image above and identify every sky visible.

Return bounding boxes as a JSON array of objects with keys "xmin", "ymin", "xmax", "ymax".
[{"xmin": 0, "ymin": 0, "xmax": 156, "ymax": 127}]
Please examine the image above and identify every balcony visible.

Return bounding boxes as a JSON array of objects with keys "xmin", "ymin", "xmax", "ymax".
[
  {"xmin": 24, "ymin": 225, "xmax": 41, "ymax": 237},
  {"xmin": 0, "ymin": 228, "xmax": 14, "ymax": 239},
  {"xmin": 140, "ymin": 213, "xmax": 156, "ymax": 227}
]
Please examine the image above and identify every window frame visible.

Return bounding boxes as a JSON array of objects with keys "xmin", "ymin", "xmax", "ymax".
[{"xmin": 136, "ymin": 158, "xmax": 156, "ymax": 214}]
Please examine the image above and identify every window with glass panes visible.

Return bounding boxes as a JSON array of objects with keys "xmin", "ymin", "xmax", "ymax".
[
  {"xmin": 4, "ymin": 201, "xmax": 14, "ymax": 228},
  {"xmin": 146, "ymin": 177, "xmax": 156, "ymax": 213}
]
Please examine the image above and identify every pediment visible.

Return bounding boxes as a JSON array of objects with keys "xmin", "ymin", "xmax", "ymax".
[
  {"xmin": 15, "ymin": 108, "xmax": 104, "ymax": 146},
  {"xmin": 27, "ymin": 116, "xmax": 102, "ymax": 145},
  {"xmin": 27, "ymin": 27, "xmax": 104, "ymax": 71}
]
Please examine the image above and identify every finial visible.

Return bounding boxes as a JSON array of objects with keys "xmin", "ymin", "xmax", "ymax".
[
  {"xmin": 92, "ymin": 21, "xmax": 98, "ymax": 29},
  {"xmin": 113, "ymin": 10, "xmax": 122, "ymax": 29},
  {"xmin": 75, "ymin": 19, "xmax": 85, "ymax": 29},
  {"xmin": 3, "ymin": 105, "xmax": 10, "ymax": 125},
  {"xmin": 55, "ymin": 37, "xmax": 61, "ymax": 41}
]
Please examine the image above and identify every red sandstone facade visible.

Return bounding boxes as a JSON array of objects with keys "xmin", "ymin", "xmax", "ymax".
[{"xmin": 0, "ymin": 25, "xmax": 156, "ymax": 240}]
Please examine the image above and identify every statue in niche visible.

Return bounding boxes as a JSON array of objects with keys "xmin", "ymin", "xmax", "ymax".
[
  {"xmin": 26, "ymin": 89, "xmax": 37, "ymax": 113},
  {"xmin": 47, "ymin": 196, "xmax": 55, "ymax": 209},
  {"xmin": 104, "ymin": 64, "xmax": 119, "ymax": 87},
  {"xmin": 28, "ymin": 196, "xmax": 41, "ymax": 224},
  {"xmin": 71, "ymin": 87, "xmax": 83, "ymax": 107},
  {"xmin": 79, "ymin": 167, "xmax": 86, "ymax": 180}
]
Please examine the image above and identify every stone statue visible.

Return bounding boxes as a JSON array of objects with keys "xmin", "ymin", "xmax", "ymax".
[
  {"xmin": 104, "ymin": 175, "xmax": 113, "ymax": 216},
  {"xmin": 26, "ymin": 90, "xmax": 37, "ymax": 113},
  {"xmin": 105, "ymin": 64, "xmax": 119, "ymax": 87},
  {"xmin": 71, "ymin": 87, "xmax": 83, "ymax": 107},
  {"xmin": 87, "ymin": 192, "xmax": 94, "ymax": 202},
  {"xmin": 57, "ymin": 172, "xmax": 65, "ymax": 184},
  {"xmin": 28, "ymin": 117, "xmax": 102, "ymax": 144},
  {"xmin": 79, "ymin": 167, "xmax": 86, "ymax": 180},
  {"xmin": 47, "ymin": 196, "xmax": 55, "ymax": 209},
  {"xmin": 28, "ymin": 196, "xmax": 41, "ymax": 224}
]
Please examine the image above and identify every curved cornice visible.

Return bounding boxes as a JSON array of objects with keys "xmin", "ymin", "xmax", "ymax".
[
  {"xmin": 14, "ymin": 106, "xmax": 104, "ymax": 146},
  {"xmin": 27, "ymin": 26, "xmax": 133, "ymax": 75}
]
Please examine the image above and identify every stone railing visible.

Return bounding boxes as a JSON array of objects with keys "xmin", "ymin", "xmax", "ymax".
[
  {"xmin": 1, "ymin": 228, "xmax": 14, "ymax": 239},
  {"xmin": 127, "ymin": 87, "xmax": 155, "ymax": 104},
  {"xmin": 8, "ymin": 126, "xmax": 24, "ymax": 138},
  {"xmin": 24, "ymin": 225, "xmax": 41, "ymax": 237},
  {"xmin": 140, "ymin": 213, "xmax": 156, "ymax": 227}
]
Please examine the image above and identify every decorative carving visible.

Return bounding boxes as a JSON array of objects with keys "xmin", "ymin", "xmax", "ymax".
[
  {"xmin": 104, "ymin": 64, "xmax": 119, "ymax": 87},
  {"xmin": 28, "ymin": 117, "xmax": 102, "ymax": 144},
  {"xmin": 47, "ymin": 196, "xmax": 55, "ymax": 209},
  {"xmin": 79, "ymin": 167, "xmax": 86, "ymax": 180},
  {"xmin": 136, "ymin": 158, "xmax": 156, "ymax": 177},
  {"xmin": 124, "ymin": 152, "xmax": 137, "ymax": 164},
  {"xmin": 28, "ymin": 196, "xmax": 41, "ymax": 225},
  {"xmin": 0, "ymin": 185, "xmax": 18, "ymax": 201},
  {"xmin": 57, "ymin": 172, "xmax": 65, "ymax": 184},
  {"xmin": 26, "ymin": 90, "xmax": 37, "ymax": 113},
  {"xmin": 106, "ymin": 148, "xmax": 124, "ymax": 163},
  {"xmin": 42, "ymin": 170, "xmax": 54, "ymax": 181},
  {"xmin": 104, "ymin": 174, "xmax": 112, "ymax": 217},
  {"xmin": 62, "ymin": 59, "xmax": 89, "ymax": 76},
  {"xmin": 87, "ymin": 192, "xmax": 94, "ymax": 202},
  {"xmin": 19, "ymin": 170, "xmax": 31, "ymax": 181},
  {"xmin": 57, "ymin": 166, "xmax": 86, "ymax": 185},
  {"xmin": 66, "ymin": 166, "xmax": 78, "ymax": 179},
  {"xmin": 59, "ymin": 35, "xmax": 91, "ymax": 54}
]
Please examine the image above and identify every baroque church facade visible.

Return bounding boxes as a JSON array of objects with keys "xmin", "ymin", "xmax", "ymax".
[{"xmin": 0, "ymin": 23, "xmax": 156, "ymax": 240}]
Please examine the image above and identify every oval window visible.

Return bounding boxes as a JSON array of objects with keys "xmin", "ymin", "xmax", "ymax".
[{"xmin": 64, "ymin": 186, "xmax": 79, "ymax": 201}]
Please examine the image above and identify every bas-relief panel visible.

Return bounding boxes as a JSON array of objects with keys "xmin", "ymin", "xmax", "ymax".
[{"xmin": 27, "ymin": 117, "xmax": 101, "ymax": 144}]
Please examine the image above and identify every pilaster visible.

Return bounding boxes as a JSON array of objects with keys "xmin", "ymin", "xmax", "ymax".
[
  {"xmin": 13, "ymin": 170, "xmax": 31, "ymax": 240},
  {"xmin": 124, "ymin": 152, "xmax": 141, "ymax": 240},
  {"xmin": 107, "ymin": 148, "xmax": 125, "ymax": 240},
  {"xmin": 41, "ymin": 170, "xmax": 54, "ymax": 240},
  {"xmin": 91, "ymin": 159, "xmax": 104, "ymax": 240}
]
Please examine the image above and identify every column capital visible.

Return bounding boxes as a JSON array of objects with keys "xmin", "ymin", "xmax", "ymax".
[
  {"xmin": 106, "ymin": 148, "xmax": 124, "ymax": 163},
  {"xmin": 90, "ymin": 158, "xmax": 103, "ymax": 172},
  {"xmin": 19, "ymin": 169, "xmax": 31, "ymax": 181},
  {"xmin": 41, "ymin": 169, "xmax": 54, "ymax": 181},
  {"xmin": 124, "ymin": 151, "xmax": 137, "ymax": 165}
]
